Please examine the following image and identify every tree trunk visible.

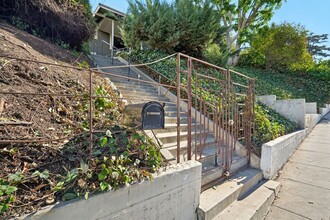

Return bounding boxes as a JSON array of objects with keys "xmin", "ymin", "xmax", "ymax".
[{"xmin": 226, "ymin": 34, "xmax": 241, "ymax": 66}]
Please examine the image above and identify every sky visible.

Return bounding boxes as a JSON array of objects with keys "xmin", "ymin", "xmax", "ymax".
[{"xmin": 91, "ymin": 0, "xmax": 330, "ymax": 47}]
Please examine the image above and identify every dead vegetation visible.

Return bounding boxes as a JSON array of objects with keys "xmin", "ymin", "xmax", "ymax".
[
  {"xmin": 0, "ymin": 0, "xmax": 95, "ymax": 50},
  {"xmin": 0, "ymin": 22, "xmax": 163, "ymax": 219}
]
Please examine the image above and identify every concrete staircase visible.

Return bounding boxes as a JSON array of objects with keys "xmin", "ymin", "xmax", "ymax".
[
  {"xmin": 91, "ymin": 55, "xmax": 248, "ymax": 181},
  {"xmin": 92, "ymin": 55, "xmax": 280, "ymax": 219},
  {"xmin": 198, "ymin": 168, "xmax": 280, "ymax": 220}
]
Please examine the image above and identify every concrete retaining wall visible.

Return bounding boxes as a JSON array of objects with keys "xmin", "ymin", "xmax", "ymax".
[
  {"xmin": 23, "ymin": 161, "xmax": 202, "ymax": 220},
  {"xmin": 260, "ymin": 129, "xmax": 308, "ymax": 179},
  {"xmin": 257, "ymin": 95, "xmax": 306, "ymax": 128},
  {"xmin": 306, "ymin": 102, "xmax": 317, "ymax": 114},
  {"xmin": 261, "ymin": 102, "xmax": 330, "ymax": 179}
]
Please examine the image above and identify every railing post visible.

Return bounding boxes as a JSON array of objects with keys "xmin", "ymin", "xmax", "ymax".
[
  {"xmin": 158, "ymin": 75, "xmax": 161, "ymax": 96},
  {"xmin": 127, "ymin": 57, "xmax": 131, "ymax": 81},
  {"xmin": 187, "ymin": 57, "xmax": 192, "ymax": 161},
  {"xmin": 246, "ymin": 78, "xmax": 255, "ymax": 165},
  {"xmin": 111, "ymin": 49, "xmax": 114, "ymax": 65},
  {"xmin": 176, "ymin": 54, "xmax": 181, "ymax": 163},
  {"xmin": 89, "ymin": 70, "xmax": 93, "ymax": 164}
]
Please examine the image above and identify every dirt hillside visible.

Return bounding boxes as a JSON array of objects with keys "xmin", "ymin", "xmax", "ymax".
[{"xmin": 0, "ymin": 21, "xmax": 120, "ymax": 218}]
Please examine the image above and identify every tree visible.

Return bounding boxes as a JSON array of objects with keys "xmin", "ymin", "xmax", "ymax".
[
  {"xmin": 209, "ymin": 0, "xmax": 284, "ymax": 65},
  {"xmin": 121, "ymin": 0, "xmax": 218, "ymax": 57},
  {"xmin": 239, "ymin": 23, "xmax": 313, "ymax": 73},
  {"xmin": 307, "ymin": 33, "xmax": 330, "ymax": 59}
]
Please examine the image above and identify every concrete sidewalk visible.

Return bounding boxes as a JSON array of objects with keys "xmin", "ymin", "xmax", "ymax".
[{"xmin": 266, "ymin": 113, "xmax": 330, "ymax": 220}]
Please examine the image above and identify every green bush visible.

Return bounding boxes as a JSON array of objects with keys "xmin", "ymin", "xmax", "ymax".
[
  {"xmin": 121, "ymin": 0, "xmax": 218, "ymax": 57},
  {"xmin": 203, "ymin": 43, "xmax": 230, "ymax": 67},
  {"xmin": 253, "ymin": 103, "xmax": 299, "ymax": 148},
  {"xmin": 238, "ymin": 23, "xmax": 313, "ymax": 73},
  {"xmin": 237, "ymin": 50, "xmax": 266, "ymax": 69},
  {"xmin": 307, "ymin": 60, "xmax": 330, "ymax": 81}
]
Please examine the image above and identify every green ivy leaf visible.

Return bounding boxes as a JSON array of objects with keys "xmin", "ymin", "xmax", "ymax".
[
  {"xmin": 109, "ymin": 138, "xmax": 116, "ymax": 147},
  {"xmin": 40, "ymin": 170, "xmax": 49, "ymax": 179},
  {"xmin": 133, "ymin": 133, "xmax": 140, "ymax": 140},
  {"xmin": 8, "ymin": 171, "xmax": 24, "ymax": 183},
  {"xmin": 80, "ymin": 160, "xmax": 89, "ymax": 174},
  {"xmin": 0, "ymin": 203, "xmax": 9, "ymax": 213},
  {"xmin": 62, "ymin": 193, "xmax": 77, "ymax": 201},
  {"xmin": 105, "ymin": 130, "xmax": 112, "ymax": 138},
  {"xmin": 65, "ymin": 169, "xmax": 78, "ymax": 182},
  {"xmin": 99, "ymin": 137, "xmax": 108, "ymax": 147},
  {"xmin": 100, "ymin": 182, "xmax": 109, "ymax": 191},
  {"xmin": 84, "ymin": 192, "xmax": 89, "ymax": 200},
  {"xmin": 31, "ymin": 171, "xmax": 41, "ymax": 178},
  {"xmin": 5, "ymin": 186, "xmax": 17, "ymax": 195},
  {"xmin": 98, "ymin": 169, "xmax": 108, "ymax": 181},
  {"xmin": 52, "ymin": 181, "xmax": 64, "ymax": 192},
  {"xmin": 93, "ymin": 149, "xmax": 102, "ymax": 156}
]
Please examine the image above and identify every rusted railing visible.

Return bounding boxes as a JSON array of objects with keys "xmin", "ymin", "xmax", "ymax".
[
  {"xmin": 0, "ymin": 52, "xmax": 255, "ymax": 172},
  {"xmin": 0, "ymin": 55, "xmax": 177, "ymax": 163},
  {"xmin": 176, "ymin": 53, "xmax": 255, "ymax": 171}
]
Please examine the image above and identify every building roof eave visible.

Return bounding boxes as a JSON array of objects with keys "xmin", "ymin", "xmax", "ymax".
[{"xmin": 93, "ymin": 3, "xmax": 126, "ymax": 18}]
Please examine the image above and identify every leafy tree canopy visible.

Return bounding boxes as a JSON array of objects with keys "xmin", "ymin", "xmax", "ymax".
[
  {"xmin": 121, "ymin": 0, "xmax": 219, "ymax": 57},
  {"xmin": 307, "ymin": 33, "xmax": 330, "ymax": 59},
  {"xmin": 207, "ymin": 0, "xmax": 284, "ymax": 65},
  {"xmin": 239, "ymin": 23, "xmax": 313, "ymax": 73}
]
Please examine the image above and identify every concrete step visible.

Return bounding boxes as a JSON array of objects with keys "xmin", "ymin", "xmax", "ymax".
[
  {"xmin": 119, "ymin": 90, "xmax": 162, "ymax": 97},
  {"xmin": 162, "ymin": 136, "xmax": 215, "ymax": 149},
  {"xmin": 201, "ymin": 156, "xmax": 249, "ymax": 187},
  {"xmin": 160, "ymin": 123, "xmax": 202, "ymax": 133},
  {"xmin": 124, "ymin": 96, "xmax": 173, "ymax": 103},
  {"xmin": 197, "ymin": 168, "xmax": 263, "ymax": 220},
  {"xmin": 111, "ymin": 78, "xmax": 154, "ymax": 86},
  {"xmin": 214, "ymin": 180, "xmax": 281, "ymax": 220},
  {"xmin": 164, "ymin": 110, "xmax": 188, "ymax": 117},
  {"xmin": 163, "ymin": 138, "xmax": 216, "ymax": 160},
  {"xmin": 165, "ymin": 116, "xmax": 196, "ymax": 124},
  {"xmin": 120, "ymin": 93, "xmax": 171, "ymax": 101},
  {"xmin": 114, "ymin": 81, "xmax": 158, "ymax": 89},
  {"xmin": 156, "ymin": 130, "xmax": 213, "ymax": 144},
  {"xmin": 116, "ymin": 86, "xmax": 159, "ymax": 94}
]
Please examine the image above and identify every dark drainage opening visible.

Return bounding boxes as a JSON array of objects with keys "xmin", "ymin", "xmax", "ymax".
[{"xmin": 142, "ymin": 101, "xmax": 165, "ymax": 130}]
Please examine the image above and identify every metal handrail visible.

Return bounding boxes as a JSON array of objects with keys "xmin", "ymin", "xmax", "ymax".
[{"xmin": 128, "ymin": 54, "xmax": 177, "ymax": 97}]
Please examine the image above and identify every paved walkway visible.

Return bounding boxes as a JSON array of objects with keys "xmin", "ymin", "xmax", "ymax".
[{"xmin": 266, "ymin": 113, "xmax": 330, "ymax": 220}]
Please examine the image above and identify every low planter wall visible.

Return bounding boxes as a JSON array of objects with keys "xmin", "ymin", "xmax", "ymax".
[
  {"xmin": 260, "ymin": 129, "xmax": 308, "ymax": 179},
  {"xmin": 261, "ymin": 104, "xmax": 330, "ymax": 179},
  {"xmin": 22, "ymin": 161, "xmax": 202, "ymax": 220}
]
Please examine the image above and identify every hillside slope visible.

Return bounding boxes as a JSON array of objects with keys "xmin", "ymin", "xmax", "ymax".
[
  {"xmin": 235, "ymin": 67, "xmax": 330, "ymax": 107},
  {"xmin": 0, "ymin": 22, "xmax": 162, "ymax": 218}
]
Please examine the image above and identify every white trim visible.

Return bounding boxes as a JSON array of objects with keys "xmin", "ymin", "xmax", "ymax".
[{"xmin": 93, "ymin": 3, "xmax": 125, "ymax": 17}]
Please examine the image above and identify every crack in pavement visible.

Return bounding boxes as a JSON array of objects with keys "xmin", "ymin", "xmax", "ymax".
[{"xmin": 272, "ymin": 205, "xmax": 313, "ymax": 220}]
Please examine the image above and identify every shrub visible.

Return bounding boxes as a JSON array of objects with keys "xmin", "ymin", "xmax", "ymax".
[
  {"xmin": 253, "ymin": 103, "xmax": 299, "ymax": 148},
  {"xmin": 238, "ymin": 23, "xmax": 314, "ymax": 73},
  {"xmin": 121, "ymin": 0, "xmax": 218, "ymax": 57},
  {"xmin": 307, "ymin": 60, "xmax": 330, "ymax": 81},
  {"xmin": 204, "ymin": 43, "xmax": 230, "ymax": 66}
]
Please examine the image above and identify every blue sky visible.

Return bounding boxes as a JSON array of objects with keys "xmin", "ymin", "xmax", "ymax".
[{"xmin": 91, "ymin": 0, "xmax": 330, "ymax": 47}]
